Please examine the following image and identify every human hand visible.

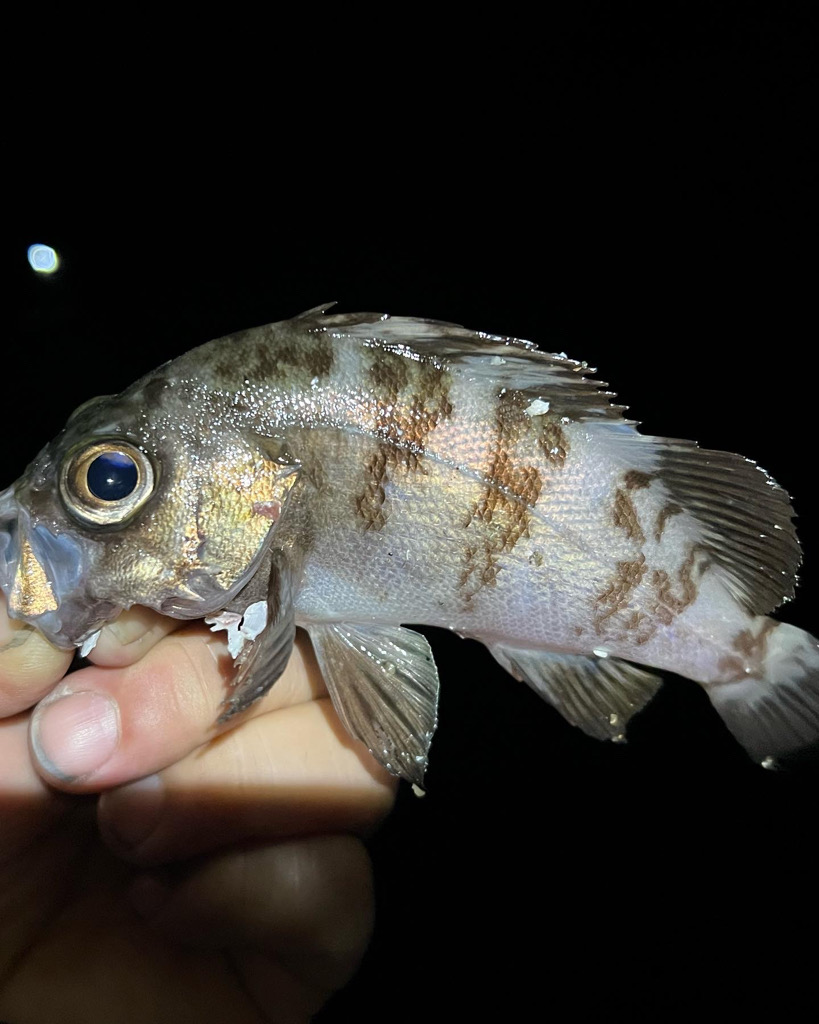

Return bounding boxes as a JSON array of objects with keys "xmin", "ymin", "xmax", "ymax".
[{"xmin": 0, "ymin": 600, "xmax": 397, "ymax": 1023}]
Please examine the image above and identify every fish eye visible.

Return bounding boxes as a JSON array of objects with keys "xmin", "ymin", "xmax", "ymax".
[
  {"xmin": 87, "ymin": 451, "xmax": 138, "ymax": 500},
  {"xmin": 60, "ymin": 441, "xmax": 156, "ymax": 527}
]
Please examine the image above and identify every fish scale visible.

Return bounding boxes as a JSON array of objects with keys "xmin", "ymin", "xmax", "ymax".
[{"xmin": 1, "ymin": 304, "xmax": 817, "ymax": 785}]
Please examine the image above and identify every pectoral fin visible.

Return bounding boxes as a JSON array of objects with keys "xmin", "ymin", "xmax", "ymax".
[
  {"xmin": 209, "ymin": 549, "xmax": 296, "ymax": 722},
  {"xmin": 490, "ymin": 643, "xmax": 662, "ymax": 742},
  {"xmin": 307, "ymin": 623, "xmax": 440, "ymax": 786}
]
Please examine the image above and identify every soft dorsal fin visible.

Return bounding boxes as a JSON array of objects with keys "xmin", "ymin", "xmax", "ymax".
[{"xmin": 653, "ymin": 439, "xmax": 800, "ymax": 614}]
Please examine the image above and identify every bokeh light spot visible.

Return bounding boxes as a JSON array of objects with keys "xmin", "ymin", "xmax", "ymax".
[{"xmin": 27, "ymin": 243, "xmax": 59, "ymax": 274}]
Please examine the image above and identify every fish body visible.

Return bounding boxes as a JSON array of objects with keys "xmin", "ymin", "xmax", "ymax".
[{"xmin": 1, "ymin": 305, "xmax": 818, "ymax": 783}]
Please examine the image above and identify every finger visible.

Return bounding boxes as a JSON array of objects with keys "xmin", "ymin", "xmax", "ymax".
[
  {"xmin": 86, "ymin": 606, "xmax": 182, "ymax": 668},
  {"xmin": 0, "ymin": 713, "xmax": 71, "ymax": 864},
  {"xmin": 29, "ymin": 628, "xmax": 327, "ymax": 791},
  {"xmin": 0, "ymin": 597, "xmax": 72, "ymax": 718},
  {"xmin": 97, "ymin": 697, "xmax": 397, "ymax": 865},
  {"xmin": 129, "ymin": 835, "xmax": 374, "ymax": 1018}
]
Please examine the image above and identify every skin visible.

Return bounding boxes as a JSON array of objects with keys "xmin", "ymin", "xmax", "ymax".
[{"xmin": 0, "ymin": 597, "xmax": 397, "ymax": 1023}]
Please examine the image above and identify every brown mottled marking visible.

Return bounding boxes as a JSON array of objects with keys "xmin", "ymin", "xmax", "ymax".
[
  {"xmin": 651, "ymin": 546, "xmax": 706, "ymax": 616},
  {"xmin": 536, "ymin": 418, "xmax": 569, "ymax": 468},
  {"xmin": 623, "ymin": 610, "xmax": 646, "ymax": 632},
  {"xmin": 654, "ymin": 503, "xmax": 682, "ymax": 542},
  {"xmin": 369, "ymin": 348, "xmax": 411, "ymax": 400},
  {"xmin": 612, "ymin": 488, "xmax": 645, "ymax": 543},
  {"xmin": 460, "ymin": 391, "xmax": 543, "ymax": 602},
  {"xmin": 355, "ymin": 446, "xmax": 390, "ymax": 531},
  {"xmin": 366, "ymin": 348, "xmax": 453, "ymax": 445},
  {"xmin": 717, "ymin": 619, "xmax": 779, "ymax": 681},
  {"xmin": 354, "ymin": 348, "xmax": 450, "ymax": 531},
  {"xmin": 624, "ymin": 470, "xmax": 652, "ymax": 490},
  {"xmin": 716, "ymin": 654, "xmax": 746, "ymax": 679},
  {"xmin": 354, "ymin": 443, "xmax": 423, "ymax": 532},
  {"xmin": 630, "ymin": 545, "xmax": 711, "ymax": 645},
  {"xmin": 213, "ymin": 329, "xmax": 334, "ymax": 384},
  {"xmin": 594, "ymin": 554, "xmax": 647, "ymax": 629},
  {"xmin": 732, "ymin": 618, "xmax": 778, "ymax": 659},
  {"xmin": 302, "ymin": 335, "xmax": 335, "ymax": 378},
  {"xmin": 406, "ymin": 361, "xmax": 454, "ymax": 445}
]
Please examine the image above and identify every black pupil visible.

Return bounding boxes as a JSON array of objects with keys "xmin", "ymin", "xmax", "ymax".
[{"xmin": 87, "ymin": 452, "xmax": 138, "ymax": 501}]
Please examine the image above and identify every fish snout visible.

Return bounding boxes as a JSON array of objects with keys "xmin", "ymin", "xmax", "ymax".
[{"xmin": 0, "ymin": 489, "xmax": 105, "ymax": 649}]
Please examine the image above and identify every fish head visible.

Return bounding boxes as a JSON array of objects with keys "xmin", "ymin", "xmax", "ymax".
[{"xmin": 0, "ymin": 381, "xmax": 299, "ymax": 650}]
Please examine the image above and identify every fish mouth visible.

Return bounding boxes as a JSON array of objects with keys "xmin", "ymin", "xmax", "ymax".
[{"xmin": 0, "ymin": 485, "xmax": 118, "ymax": 649}]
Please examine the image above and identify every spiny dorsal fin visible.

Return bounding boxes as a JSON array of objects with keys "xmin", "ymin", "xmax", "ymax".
[{"xmin": 307, "ymin": 309, "xmax": 630, "ymax": 424}]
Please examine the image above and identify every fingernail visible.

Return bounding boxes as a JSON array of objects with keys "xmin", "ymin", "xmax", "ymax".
[
  {"xmin": 129, "ymin": 872, "xmax": 170, "ymax": 920},
  {"xmin": 99, "ymin": 773, "xmax": 164, "ymax": 851},
  {"xmin": 31, "ymin": 691, "xmax": 120, "ymax": 781}
]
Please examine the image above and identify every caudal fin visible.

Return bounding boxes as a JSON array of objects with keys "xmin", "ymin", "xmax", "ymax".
[{"xmin": 707, "ymin": 622, "xmax": 819, "ymax": 763}]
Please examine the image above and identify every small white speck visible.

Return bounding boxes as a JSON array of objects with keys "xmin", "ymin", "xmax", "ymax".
[
  {"xmin": 524, "ymin": 398, "xmax": 551, "ymax": 417},
  {"xmin": 593, "ymin": 648, "xmax": 609, "ymax": 658},
  {"xmin": 489, "ymin": 355, "xmax": 507, "ymax": 365}
]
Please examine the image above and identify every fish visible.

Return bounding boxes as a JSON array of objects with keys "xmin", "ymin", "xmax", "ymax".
[{"xmin": 1, "ymin": 303, "xmax": 817, "ymax": 785}]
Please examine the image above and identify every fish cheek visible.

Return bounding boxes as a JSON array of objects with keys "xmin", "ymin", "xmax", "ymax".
[
  {"xmin": 88, "ymin": 450, "xmax": 298, "ymax": 613},
  {"xmin": 192, "ymin": 448, "xmax": 299, "ymax": 590}
]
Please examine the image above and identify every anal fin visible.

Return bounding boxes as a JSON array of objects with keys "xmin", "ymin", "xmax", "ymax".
[
  {"xmin": 490, "ymin": 643, "xmax": 662, "ymax": 742},
  {"xmin": 307, "ymin": 623, "xmax": 440, "ymax": 786}
]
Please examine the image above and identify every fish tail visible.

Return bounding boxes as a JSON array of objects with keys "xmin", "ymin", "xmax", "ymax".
[{"xmin": 706, "ymin": 620, "xmax": 819, "ymax": 764}]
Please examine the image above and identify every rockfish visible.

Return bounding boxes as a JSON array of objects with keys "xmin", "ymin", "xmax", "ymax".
[{"xmin": 1, "ymin": 305, "xmax": 817, "ymax": 784}]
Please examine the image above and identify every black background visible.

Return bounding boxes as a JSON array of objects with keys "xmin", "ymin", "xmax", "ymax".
[{"xmin": 6, "ymin": 5, "xmax": 816, "ymax": 1020}]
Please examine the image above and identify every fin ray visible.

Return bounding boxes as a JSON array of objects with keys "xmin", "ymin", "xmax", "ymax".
[
  {"xmin": 307, "ymin": 622, "xmax": 439, "ymax": 786},
  {"xmin": 490, "ymin": 643, "xmax": 663, "ymax": 742},
  {"xmin": 216, "ymin": 549, "xmax": 296, "ymax": 722}
]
